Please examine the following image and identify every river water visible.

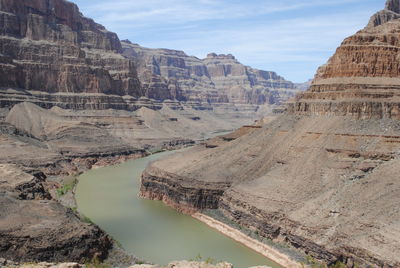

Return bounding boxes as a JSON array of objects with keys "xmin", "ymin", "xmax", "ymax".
[{"xmin": 75, "ymin": 151, "xmax": 282, "ymax": 268}]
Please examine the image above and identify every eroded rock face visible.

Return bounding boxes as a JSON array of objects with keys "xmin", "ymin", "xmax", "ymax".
[
  {"xmin": 0, "ymin": 0, "xmax": 143, "ymax": 109},
  {"xmin": 140, "ymin": 1, "xmax": 400, "ymax": 267},
  {"xmin": 368, "ymin": 0, "xmax": 400, "ymax": 28},
  {"xmin": 0, "ymin": 164, "xmax": 50, "ymax": 200},
  {"xmin": 291, "ymin": 0, "xmax": 400, "ymax": 119},
  {"xmin": 0, "ymin": 192, "xmax": 112, "ymax": 263},
  {"xmin": 0, "ymin": 165, "xmax": 112, "ymax": 263},
  {"xmin": 122, "ymin": 41, "xmax": 298, "ymax": 105}
]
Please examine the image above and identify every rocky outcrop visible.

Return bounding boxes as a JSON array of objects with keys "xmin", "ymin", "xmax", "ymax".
[
  {"xmin": 0, "ymin": 0, "xmax": 143, "ymax": 109},
  {"xmin": 0, "ymin": 165, "xmax": 112, "ymax": 263},
  {"xmin": 122, "ymin": 41, "xmax": 298, "ymax": 106},
  {"xmin": 140, "ymin": 1, "xmax": 400, "ymax": 267},
  {"xmin": 291, "ymin": 0, "xmax": 400, "ymax": 119},
  {"xmin": 141, "ymin": 166, "xmax": 230, "ymax": 213},
  {"xmin": 0, "ymin": 164, "xmax": 50, "ymax": 200},
  {"xmin": 0, "ymin": 193, "xmax": 112, "ymax": 263},
  {"xmin": 368, "ymin": 0, "xmax": 400, "ymax": 27}
]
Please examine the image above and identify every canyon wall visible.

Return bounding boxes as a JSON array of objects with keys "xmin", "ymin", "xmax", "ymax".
[
  {"xmin": 0, "ymin": 0, "xmax": 143, "ymax": 109},
  {"xmin": 122, "ymin": 41, "xmax": 298, "ymax": 106},
  {"xmin": 290, "ymin": 0, "xmax": 400, "ymax": 119},
  {"xmin": 0, "ymin": 0, "xmax": 300, "ymax": 113},
  {"xmin": 141, "ymin": 1, "xmax": 400, "ymax": 267}
]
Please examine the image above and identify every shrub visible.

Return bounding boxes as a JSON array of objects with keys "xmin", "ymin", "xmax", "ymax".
[{"xmin": 56, "ymin": 179, "xmax": 77, "ymax": 196}]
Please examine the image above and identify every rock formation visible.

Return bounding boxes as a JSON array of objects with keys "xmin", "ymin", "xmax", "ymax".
[
  {"xmin": 0, "ymin": 0, "xmax": 299, "ymax": 114},
  {"xmin": 294, "ymin": 79, "xmax": 312, "ymax": 91},
  {"xmin": 0, "ymin": 165, "xmax": 112, "ymax": 263},
  {"xmin": 122, "ymin": 41, "xmax": 298, "ymax": 106},
  {"xmin": 296, "ymin": 0, "xmax": 400, "ymax": 119},
  {"xmin": 368, "ymin": 0, "xmax": 400, "ymax": 27},
  {"xmin": 141, "ymin": 1, "xmax": 400, "ymax": 267},
  {"xmin": 0, "ymin": 0, "xmax": 143, "ymax": 110}
]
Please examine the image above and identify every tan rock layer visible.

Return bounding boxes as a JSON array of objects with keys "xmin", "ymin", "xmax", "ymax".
[
  {"xmin": 290, "ymin": 2, "xmax": 400, "ymax": 119},
  {"xmin": 122, "ymin": 41, "xmax": 298, "ymax": 105}
]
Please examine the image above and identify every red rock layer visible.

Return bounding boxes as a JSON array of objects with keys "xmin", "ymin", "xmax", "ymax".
[
  {"xmin": 0, "ymin": 0, "xmax": 143, "ymax": 106},
  {"xmin": 289, "ymin": 0, "xmax": 400, "ymax": 119}
]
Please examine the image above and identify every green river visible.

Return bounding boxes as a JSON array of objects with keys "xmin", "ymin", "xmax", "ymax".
[{"xmin": 75, "ymin": 150, "xmax": 282, "ymax": 268}]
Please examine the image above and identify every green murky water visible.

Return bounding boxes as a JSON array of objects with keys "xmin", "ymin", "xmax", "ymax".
[{"xmin": 75, "ymin": 151, "xmax": 282, "ymax": 268}]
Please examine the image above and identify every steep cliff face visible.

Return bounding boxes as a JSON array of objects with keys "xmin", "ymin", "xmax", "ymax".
[
  {"xmin": 291, "ymin": 0, "xmax": 400, "ymax": 119},
  {"xmin": 0, "ymin": 0, "xmax": 143, "ymax": 109},
  {"xmin": 122, "ymin": 41, "xmax": 297, "ymax": 105},
  {"xmin": 141, "ymin": 1, "xmax": 400, "ymax": 267}
]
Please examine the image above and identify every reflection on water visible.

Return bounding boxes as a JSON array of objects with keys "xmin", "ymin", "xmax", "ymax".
[{"xmin": 76, "ymin": 151, "xmax": 281, "ymax": 268}]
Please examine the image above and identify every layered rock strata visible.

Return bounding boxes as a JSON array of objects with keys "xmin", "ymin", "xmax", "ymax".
[
  {"xmin": 0, "ymin": 0, "xmax": 299, "ymax": 115},
  {"xmin": 0, "ymin": 0, "xmax": 143, "ymax": 110},
  {"xmin": 141, "ymin": 1, "xmax": 400, "ymax": 267},
  {"xmin": 0, "ymin": 165, "xmax": 112, "ymax": 263},
  {"xmin": 122, "ymin": 41, "xmax": 299, "ymax": 106},
  {"xmin": 291, "ymin": 0, "xmax": 400, "ymax": 119}
]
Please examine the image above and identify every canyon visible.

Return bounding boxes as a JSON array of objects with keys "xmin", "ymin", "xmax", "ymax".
[
  {"xmin": 141, "ymin": 1, "xmax": 400, "ymax": 267},
  {"xmin": 0, "ymin": 0, "xmax": 301, "ymax": 266},
  {"xmin": 1, "ymin": 0, "xmax": 399, "ymax": 267}
]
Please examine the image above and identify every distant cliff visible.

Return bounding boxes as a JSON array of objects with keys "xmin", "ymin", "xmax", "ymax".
[{"xmin": 122, "ymin": 41, "xmax": 298, "ymax": 105}]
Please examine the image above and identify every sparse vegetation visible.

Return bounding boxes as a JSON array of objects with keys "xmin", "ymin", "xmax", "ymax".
[
  {"xmin": 205, "ymin": 257, "xmax": 217, "ymax": 264},
  {"xmin": 86, "ymin": 257, "xmax": 111, "ymax": 268},
  {"xmin": 303, "ymin": 255, "xmax": 327, "ymax": 268},
  {"xmin": 56, "ymin": 178, "xmax": 77, "ymax": 197},
  {"xmin": 191, "ymin": 253, "xmax": 203, "ymax": 262},
  {"xmin": 80, "ymin": 214, "xmax": 94, "ymax": 225},
  {"xmin": 190, "ymin": 254, "xmax": 219, "ymax": 265},
  {"xmin": 330, "ymin": 261, "xmax": 347, "ymax": 268}
]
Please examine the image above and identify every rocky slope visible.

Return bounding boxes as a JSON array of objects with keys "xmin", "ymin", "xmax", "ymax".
[
  {"xmin": 140, "ymin": 1, "xmax": 400, "ymax": 267},
  {"xmin": 0, "ymin": 164, "xmax": 112, "ymax": 263},
  {"xmin": 122, "ymin": 41, "xmax": 298, "ymax": 106}
]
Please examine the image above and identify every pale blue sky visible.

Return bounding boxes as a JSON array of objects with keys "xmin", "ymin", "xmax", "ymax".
[{"xmin": 71, "ymin": 0, "xmax": 384, "ymax": 82}]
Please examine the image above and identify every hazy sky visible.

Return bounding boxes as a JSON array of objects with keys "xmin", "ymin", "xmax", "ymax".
[{"xmin": 71, "ymin": 0, "xmax": 384, "ymax": 83}]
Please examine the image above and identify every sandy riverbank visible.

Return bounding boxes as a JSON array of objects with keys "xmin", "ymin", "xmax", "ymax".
[{"xmin": 192, "ymin": 213, "xmax": 302, "ymax": 268}]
